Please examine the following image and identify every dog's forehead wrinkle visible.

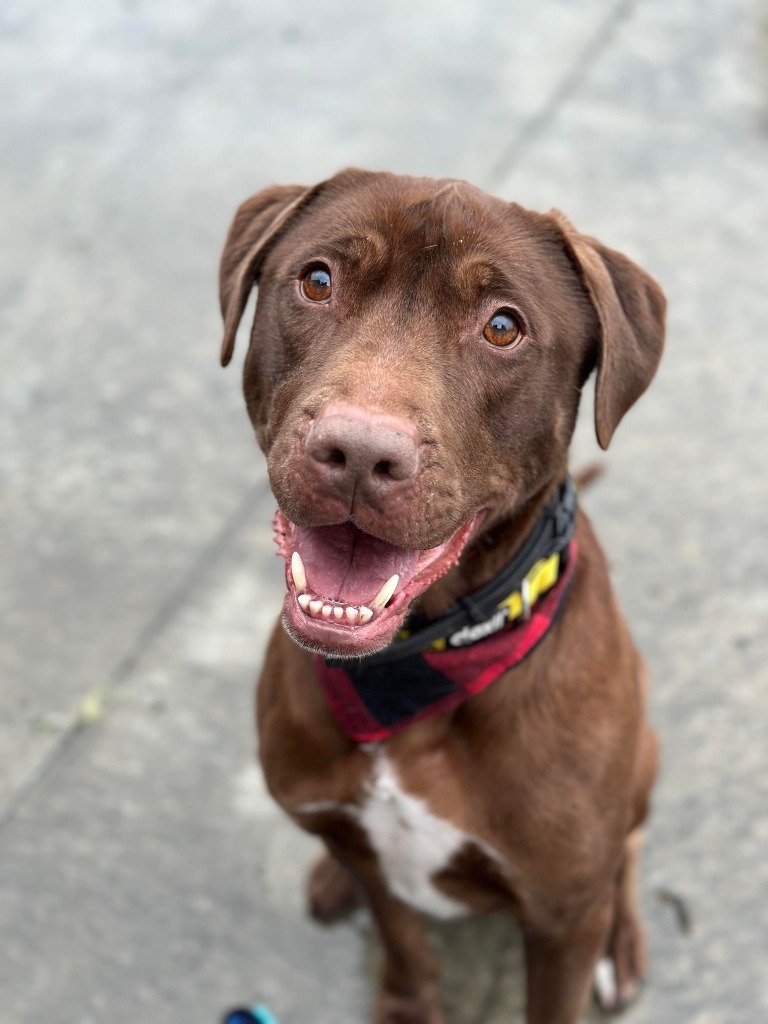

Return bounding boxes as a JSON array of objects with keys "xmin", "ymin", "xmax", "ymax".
[
  {"xmin": 346, "ymin": 184, "xmax": 485, "ymax": 252},
  {"xmin": 321, "ymin": 229, "xmax": 389, "ymax": 267}
]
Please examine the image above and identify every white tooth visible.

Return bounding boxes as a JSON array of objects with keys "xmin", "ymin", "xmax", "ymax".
[
  {"xmin": 309, "ymin": 599, "xmax": 322, "ymax": 615},
  {"xmin": 333, "ymin": 606, "xmax": 344, "ymax": 620},
  {"xmin": 359, "ymin": 606, "xmax": 373, "ymax": 624},
  {"xmin": 297, "ymin": 594, "xmax": 311, "ymax": 611},
  {"xmin": 372, "ymin": 574, "xmax": 399, "ymax": 611},
  {"xmin": 346, "ymin": 607, "xmax": 359, "ymax": 622},
  {"xmin": 321, "ymin": 604, "xmax": 332, "ymax": 618},
  {"xmin": 291, "ymin": 551, "xmax": 306, "ymax": 591}
]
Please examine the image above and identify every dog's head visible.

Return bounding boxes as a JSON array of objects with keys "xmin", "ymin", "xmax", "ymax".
[{"xmin": 219, "ymin": 170, "xmax": 665, "ymax": 657}]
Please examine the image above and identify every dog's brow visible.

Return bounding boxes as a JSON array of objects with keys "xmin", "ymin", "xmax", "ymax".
[
  {"xmin": 322, "ymin": 231, "xmax": 389, "ymax": 266},
  {"xmin": 455, "ymin": 258, "xmax": 519, "ymax": 301}
]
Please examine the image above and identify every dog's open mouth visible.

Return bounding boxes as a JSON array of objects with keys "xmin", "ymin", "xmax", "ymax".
[{"xmin": 274, "ymin": 509, "xmax": 483, "ymax": 657}]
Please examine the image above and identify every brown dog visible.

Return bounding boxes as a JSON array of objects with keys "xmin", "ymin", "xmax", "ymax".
[{"xmin": 218, "ymin": 170, "xmax": 665, "ymax": 1024}]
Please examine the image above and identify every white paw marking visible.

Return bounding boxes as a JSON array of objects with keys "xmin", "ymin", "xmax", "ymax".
[{"xmin": 594, "ymin": 956, "xmax": 618, "ymax": 1008}]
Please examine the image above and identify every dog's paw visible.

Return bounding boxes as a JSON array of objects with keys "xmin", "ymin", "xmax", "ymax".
[
  {"xmin": 374, "ymin": 990, "xmax": 445, "ymax": 1024},
  {"xmin": 593, "ymin": 913, "xmax": 647, "ymax": 1014},
  {"xmin": 306, "ymin": 852, "xmax": 362, "ymax": 923}
]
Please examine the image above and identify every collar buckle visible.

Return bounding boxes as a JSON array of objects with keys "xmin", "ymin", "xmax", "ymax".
[{"xmin": 520, "ymin": 576, "xmax": 532, "ymax": 622}]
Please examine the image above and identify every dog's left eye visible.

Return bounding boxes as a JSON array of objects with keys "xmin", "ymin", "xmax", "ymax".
[
  {"xmin": 482, "ymin": 310, "xmax": 521, "ymax": 348},
  {"xmin": 300, "ymin": 264, "xmax": 333, "ymax": 302}
]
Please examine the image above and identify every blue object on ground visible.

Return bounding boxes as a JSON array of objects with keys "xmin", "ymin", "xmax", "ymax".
[{"xmin": 222, "ymin": 1005, "xmax": 278, "ymax": 1024}]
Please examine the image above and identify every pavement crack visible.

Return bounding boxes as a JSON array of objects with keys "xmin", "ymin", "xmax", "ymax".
[
  {"xmin": 0, "ymin": 478, "xmax": 270, "ymax": 833},
  {"xmin": 484, "ymin": 0, "xmax": 638, "ymax": 189}
]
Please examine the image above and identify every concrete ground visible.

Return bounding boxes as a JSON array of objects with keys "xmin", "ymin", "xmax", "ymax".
[{"xmin": 1, "ymin": 0, "xmax": 767, "ymax": 1021}]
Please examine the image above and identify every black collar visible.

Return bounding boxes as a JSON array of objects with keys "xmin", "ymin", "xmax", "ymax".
[{"xmin": 330, "ymin": 476, "xmax": 577, "ymax": 669}]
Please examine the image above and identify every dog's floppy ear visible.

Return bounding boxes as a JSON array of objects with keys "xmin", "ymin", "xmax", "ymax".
[
  {"xmin": 550, "ymin": 211, "xmax": 666, "ymax": 449},
  {"xmin": 219, "ymin": 183, "xmax": 315, "ymax": 367}
]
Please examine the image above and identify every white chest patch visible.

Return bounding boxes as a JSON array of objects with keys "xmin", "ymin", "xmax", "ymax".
[{"xmin": 358, "ymin": 754, "xmax": 473, "ymax": 919}]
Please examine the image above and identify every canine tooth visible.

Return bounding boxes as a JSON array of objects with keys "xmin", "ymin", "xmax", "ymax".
[
  {"xmin": 321, "ymin": 604, "xmax": 332, "ymax": 617},
  {"xmin": 297, "ymin": 594, "xmax": 311, "ymax": 611},
  {"xmin": 291, "ymin": 551, "xmax": 306, "ymax": 591},
  {"xmin": 372, "ymin": 574, "xmax": 399, "ymax": 611},
  {"xmin": 333, "ymin": 606, "xmax": 344, "ymax": 620},
  {"xmin": 309, "ymin": 599, "xmax": 323, "ymax": 615},
  {"xmin": 359, "ymin": 606, "xmax": 373, "ymax": 624},
  {"xmin": 345, "ymin": 607, "xmax": 359, "ymax": 622}
]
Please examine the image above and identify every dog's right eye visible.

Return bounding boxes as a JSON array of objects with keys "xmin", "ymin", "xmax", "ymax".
[
  {"xmin": 482, "ymin": 309, "xmax": 521, "ymax": 348},
  {"xmin": 300, "ymin": 264, "xmax": 333, "ymax": 303}
]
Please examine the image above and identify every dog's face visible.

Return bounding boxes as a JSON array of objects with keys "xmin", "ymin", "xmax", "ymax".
[{"xmin": 219, "ymin": 170, "xmax": 665, "ymax": 657}]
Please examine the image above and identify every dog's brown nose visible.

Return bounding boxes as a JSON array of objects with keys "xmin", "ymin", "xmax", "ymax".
[{"xmin": 306, "ymin": 406, "xmax": 419, "ymax": 497}]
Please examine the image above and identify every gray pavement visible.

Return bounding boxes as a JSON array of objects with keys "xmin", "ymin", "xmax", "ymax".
[{"xmin": 1, "ymin": 1, "xmax": 767, "ymax": 1022}]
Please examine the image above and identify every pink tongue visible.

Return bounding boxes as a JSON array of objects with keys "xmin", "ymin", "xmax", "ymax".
[{"xmin": 293, "ymin": 523, "xmax": 420, "ymax": 604}]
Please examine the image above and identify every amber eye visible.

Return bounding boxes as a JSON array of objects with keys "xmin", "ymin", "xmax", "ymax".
[
  {"xmin": 300, "ymin": 264, "xmax": 332, "ymax": 302},
  {"xmin": 482, "ymin": 309, "xmax": 521, "ymax": 348}
]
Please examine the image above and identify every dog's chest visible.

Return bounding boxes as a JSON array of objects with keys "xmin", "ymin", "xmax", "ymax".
[
  {"xmin": 358, "ymin": 752, "xmax": 479, "ymax": 919},
  {"xmin": 294, "ymin": 749, "xmax": 505, "ymax": 918}
]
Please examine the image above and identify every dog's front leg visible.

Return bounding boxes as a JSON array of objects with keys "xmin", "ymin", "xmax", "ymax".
[
  {"xmin": 344, "ymin": 855, "xmax": 444, "ymax": 1024},
  {"xmin": 523, "ymin": 893, "xmax": 613, "ymax": 1024},
  {"xmin": 369, "ymin": 887, "xmax": 443, "ymax": 1024}
]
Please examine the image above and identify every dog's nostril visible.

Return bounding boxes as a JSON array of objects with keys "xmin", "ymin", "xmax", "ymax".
[
  {"xmin": 374, "ymin": 460, "xmax": 391, "ymax": 477},
  {"xmin": 328, "ymin": 448, "xmax": 346, "ymax": 466}
]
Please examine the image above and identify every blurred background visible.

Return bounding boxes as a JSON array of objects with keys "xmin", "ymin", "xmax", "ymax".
[{"xmin": 1, "ymin": 1, "xmax": 767, "ymax": 1021}]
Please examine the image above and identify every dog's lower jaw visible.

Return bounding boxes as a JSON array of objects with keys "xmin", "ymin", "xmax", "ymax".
[{"xmin": 281, "ymin": 595, "xmax": 409, "ymax": 658}]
